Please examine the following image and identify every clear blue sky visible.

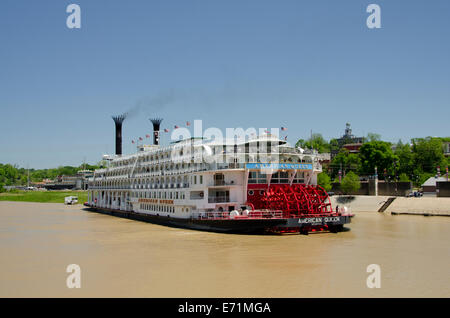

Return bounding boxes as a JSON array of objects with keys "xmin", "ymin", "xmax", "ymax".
[{"xmin": 1, "ymin": 0, "xmax": 449, "ymax": 168}]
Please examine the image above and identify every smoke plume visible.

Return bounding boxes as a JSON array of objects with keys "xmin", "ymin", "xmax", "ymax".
[{"xmin": 125, "ymin": 89, "xmax": 177, "ymax": 120}]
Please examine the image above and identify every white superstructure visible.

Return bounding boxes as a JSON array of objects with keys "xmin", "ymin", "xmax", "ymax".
[{"xmin": 87, "ymin": 134, "xmax": 323, "ymax": 220}]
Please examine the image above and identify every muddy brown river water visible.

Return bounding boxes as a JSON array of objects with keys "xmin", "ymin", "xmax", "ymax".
[{"xmin": 0, "ymin": 201, "xmax": 449, "ymax": 297}]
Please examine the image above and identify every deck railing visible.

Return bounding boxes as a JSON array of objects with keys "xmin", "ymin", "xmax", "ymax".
[
  {"xmin": 192, "ymin": 210, "xmax": 284, "ymax": 220},
  {"xmin": 191, "ymin": 210, "xmax": 347, "ymax": 220}
]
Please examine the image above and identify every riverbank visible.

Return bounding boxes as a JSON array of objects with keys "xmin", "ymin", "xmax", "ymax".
[
  {"xmin": 330, "ymin": 195, "xmax": 391, "ymax": 213},
  {"xmin": 386, "ymin": 197, "xmax": 450, "ymax": 216},
  {"xmin": 0, "ymin": 192, "xmax": 448, "ymax": 214},
  {"xmin": 330, "ymin": 195, "xmax": 450, "ymax": 216},
  {"xmin": 0, "ymin": 190, "xmax": 87, "ymax": 204}
]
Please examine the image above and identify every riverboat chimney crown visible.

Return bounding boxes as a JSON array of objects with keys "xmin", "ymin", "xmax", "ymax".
[
  {"xmin": 112, "ymin": 113, "xmax": 127, "ymax": 155},
  {"xmin": 150, "ymin": 118, "xmax": 163, "ymax": 145}
]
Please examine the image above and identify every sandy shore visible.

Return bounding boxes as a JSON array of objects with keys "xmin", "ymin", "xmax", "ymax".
[
  {"xmin": 387, "ymin": 197, "xmax": 450, "ymax": 216},
  {"xmin": 330, "ymin": 195, "xmax": 450, "ymax": 215}
]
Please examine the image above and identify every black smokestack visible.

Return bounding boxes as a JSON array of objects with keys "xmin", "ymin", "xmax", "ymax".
[
  {"xmin": 112, "ymin": 114, "xmax": 126, "ymax": 155},
  {"xmin": 150, "ymin": 118, "xmax": 163, "ymax": 145}
]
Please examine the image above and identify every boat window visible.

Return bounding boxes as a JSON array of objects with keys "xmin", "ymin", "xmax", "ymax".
[
  {"xmin": 248, "ymin": 171, "xmax": 266, "ymax": 184},
  {"xmin": 271, "ymin": 171, "xmax": 289, "ymax": 184},
  {"xmin": 293, "ymin": 171, "xmax": 305, "ymax": 184}
]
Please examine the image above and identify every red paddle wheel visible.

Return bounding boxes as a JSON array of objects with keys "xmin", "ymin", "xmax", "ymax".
[{"xmin": 249, "ymin": 184, "xmax": 333, "ymax": 218}]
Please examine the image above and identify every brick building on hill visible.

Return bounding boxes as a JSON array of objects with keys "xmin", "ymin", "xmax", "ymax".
[{"xmin": 331, "ymin": 123, "xmax": 365, "ymax": 158}]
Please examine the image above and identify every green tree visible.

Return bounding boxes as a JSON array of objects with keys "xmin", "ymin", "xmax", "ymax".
[
  {"xmin": 398, "ymin": 173, "xmax": 410, "ymax": 182},
  {"xmin": 295, "ymin": 139, "xmax": 307, "ymax": 149},
  {"xmin": 80, "ymin": 163, "xmax": 100, "ymax": 171},
  {"xmin": 366, "ymin": 133, "xmax": 381, "ymax": 142},
  {"xmin": 56, "ymin": 166, "xmax": 79, "ymax": 176},
  {"xmin": 411, "ymin": 137, "xmax": 446, "ymax": 174},
  {"xmin": 307, "ymin": 133, "xmax": 330, "ymax": 153},
  {"xmin": 317, "ymin": 172, "xmax": 332, "ymax": 192},
  {"xmin": 416, "ymin": 172, "xmax": 434, "ymax": 186},
  {"xmin": 0, "ymin": 164, "xmax": 19, "ymax": 186},
  {"xmin": 329, "ymin": 138, "xmax": 340, "ymax": 153},
  {"xmin": 394, "ymin": 140, "xmax": 414, "ymax": 177},
  {"xmin": 0, "ymin": 162, "xmax": 99, "ymax": 186},
  {"xmin": 295, "ymin": 134, "xmax": 330, "ymax": 153},
  {"xmin": 330, "ymin": 149, "xmax": 361, "ymax": 178},
  {"xmin": 340, "ymin": 171, "xmax": 361, "ymax": 194},
  {"xmin": 359, "ymin": 141, "xmax": 399, "ymax": 178}
]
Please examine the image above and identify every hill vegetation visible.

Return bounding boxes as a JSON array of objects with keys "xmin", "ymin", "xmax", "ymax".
[
  {"xmin": 300, "ymin": 134, "xmax": 449, "ymax": 187},
  {"xmin": 0, "ymin": 163, "xmax": 103, "ymax": 192}
]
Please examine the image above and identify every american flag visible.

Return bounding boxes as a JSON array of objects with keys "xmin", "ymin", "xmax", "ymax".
[
  {"xmin": 174, "ymin": 125, "xmax": 179, "ymax": 129},
  {"xmin": 264, "ymin": 130, "xmax": 270, "ymax": 134},
  {"xmin": 139, "ymin": 137, "xmax": 143, "ymax": 141},
  {"xmin": 131, "ymin": 140, "xmax": 135, "ymax": 144},
  {"xmin": 145, "ymin": 134, "xmax": 150, "ymax": 138},
  {"xmin": 284, "ymin": 135, "xmax": 288, "ymax": 140},
  {"xmin": 281, "ymin": 127, "xmax": 287, "ymax": 131},
  {"xmin": 164, "ymin": 128, "xmax": 170, "ymax": 133},
  {"xmin": 186, "ymin": 121, "xmax": 191, "ymax": 126}
]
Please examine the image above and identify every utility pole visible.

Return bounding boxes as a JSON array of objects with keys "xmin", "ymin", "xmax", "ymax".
[
  {"xmin": 27, "ymin": 164, "xmax": 30, "ymax": 188},
  {"xmin": 394, "ymin": 160, "xmax": 398, "ymax": 193},
  {"xmin": 374, "ymin": 166, "xmax": 378, "ymax": 196}
]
